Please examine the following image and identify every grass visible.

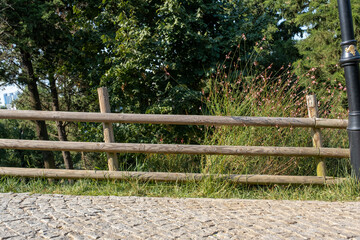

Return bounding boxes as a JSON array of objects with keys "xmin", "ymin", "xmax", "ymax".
[{"xmin": 1, "ymin": 176, "xmax": 360, "ymax": 201}]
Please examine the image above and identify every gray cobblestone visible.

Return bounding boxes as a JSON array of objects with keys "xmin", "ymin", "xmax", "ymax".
[{"xmin": 0, "ymin": 193, "xmax": 360, "ymax": 239}]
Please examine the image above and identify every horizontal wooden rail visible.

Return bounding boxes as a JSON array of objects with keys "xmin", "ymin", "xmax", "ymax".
[
  {"xmin": 0, "ymin": 167, "xmax": 345, "ymax": 185},
  {"xmin": 0, "ymin": 110, "xmax": 348, "ymax": 128},
  {"xmin": 315, "ymin": 118, "xmax": 348, "ymax": 128},
  {"xmin": 0, "ymin": 139, "xmax": 350, "ymax": 158}
]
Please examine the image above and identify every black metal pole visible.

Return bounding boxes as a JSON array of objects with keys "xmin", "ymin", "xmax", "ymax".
[{"xmin": 338, "ymin": 0, "xmax": 360, "ymax": 179}]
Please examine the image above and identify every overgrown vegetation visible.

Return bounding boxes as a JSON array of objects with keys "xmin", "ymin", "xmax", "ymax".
[
  {"xmin": 201, "ymin": 45, "xmax": 350, "ymax": 177},
  {"xmin": 0, "ymin": 0, "xmax": 302, "ymax": 169},
  {"xmin": 1, "ymin": 0, "xmax": 359, "ymax": 199},
  {"xmin": 1, "ymin": 43, "xmax": 356, "ymax": 200}
]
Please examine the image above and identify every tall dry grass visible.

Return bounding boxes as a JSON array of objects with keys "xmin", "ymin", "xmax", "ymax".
[{"xmin": 202, "ymin": 49, "xmax": 350, "ymax": 177}]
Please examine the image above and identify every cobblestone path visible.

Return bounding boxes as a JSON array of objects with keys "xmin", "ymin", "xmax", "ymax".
[{"xmin": 0, "ymin": 192, "xmax": 359, "ymax": 239}]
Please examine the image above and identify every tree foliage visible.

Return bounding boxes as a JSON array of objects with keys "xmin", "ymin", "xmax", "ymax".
[
  {"xmin": 99, "ymin": 0, "xmax": 300, "ymax": 115},
  {"xmin": 0, "ymin": 0, "xmax": 305, "ymax": 170},
  {"xmin": 283, "ymin": 0, "xmax": 360, "ymax": 112}
]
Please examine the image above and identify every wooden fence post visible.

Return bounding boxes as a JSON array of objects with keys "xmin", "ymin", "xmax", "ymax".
[
  {"xmin": 306, "ymin": 95, "xmax": 326, "ymax": 177},
  {"xmin": 97, "ymin": 87, "xmax": 118, "ymax": 171}
]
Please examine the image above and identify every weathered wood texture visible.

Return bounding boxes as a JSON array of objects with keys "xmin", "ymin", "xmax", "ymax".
[
  {"xmin": 0, "ymin": 139, "xmax": 350, "ymax": 158},
  {"xmin": 97, "ymin": 87, "xmax": 118, "ymax": 171},
  {"xmin": 0, "ymin": 109, "xmax": 348, "ymax": 128},
  {"xmin": 0, "ymin": 167, "xmax": 345, "ymax": 185},
  {"xmin": 307, "ymin": 95, "xmax": 326, "ymax": 177}
]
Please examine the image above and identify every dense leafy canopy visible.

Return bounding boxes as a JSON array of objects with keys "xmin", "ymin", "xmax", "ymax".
[
  {"xmin": 0, "ymin": 0, "xmax": 350, "ymax": 169},
  {"xmin": 98, "ymin": 0, "xmax": 300, "ymax": 115},
  {"xmin": 289, "ymin": 0, "xmax": 360, "ymax": 110}
]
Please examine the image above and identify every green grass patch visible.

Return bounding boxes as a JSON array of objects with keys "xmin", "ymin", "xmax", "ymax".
[{"xmin": 1, "ymin": 176, "xmax": 359, "ymax": 201}]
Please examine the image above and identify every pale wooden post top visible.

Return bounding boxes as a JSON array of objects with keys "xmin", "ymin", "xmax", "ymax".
[
  {"xmin": 98, "ymin": 87, "xmax": 118, "ymax": 171},
  {"xmin": 306, "ymin": 94, "xmax": 325, "ymax": 177}
]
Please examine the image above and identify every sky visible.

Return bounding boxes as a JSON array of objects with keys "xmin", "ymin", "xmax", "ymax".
[{"xmin": 0, "ymin": 85, "xmax": 21, "ymax": 106}]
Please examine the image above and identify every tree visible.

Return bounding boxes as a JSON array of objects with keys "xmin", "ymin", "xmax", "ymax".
[
  {"xmin": 100, "ymin": 0, "xmax": 300, "ymax": 114},
  {"xmin": 1, "ymin": 0, "xmax": 305, "ymax": 170},
  {"xmin": 285, "ymin": 0, "xmax": 360, "ymax": 114},
  {"xmin": 85, "ymin": 0, "xmax": 302, "ymax": 147},
  {"xmin": 0, "ymin": 0, "xmax": 72, "ymax": 168}
]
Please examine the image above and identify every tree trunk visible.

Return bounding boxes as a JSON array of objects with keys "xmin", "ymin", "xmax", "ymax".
[
  {"xmin": 49, "ymin": 73, "xmax": 73, "ymax": 169},
  {"xmin": 20, "ymin": 50, "xmax": 56, "ymax": 169}
]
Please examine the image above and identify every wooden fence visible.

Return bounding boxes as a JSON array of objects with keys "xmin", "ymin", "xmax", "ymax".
[{"xmin": 0, "ymin": 88, "xmax": 350, "ymax": 185}]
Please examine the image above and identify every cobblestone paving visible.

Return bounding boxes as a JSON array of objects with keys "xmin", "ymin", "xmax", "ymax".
[{"xmin": 0, "ymin": 192, "xmax": 360, "ymax": 239}]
